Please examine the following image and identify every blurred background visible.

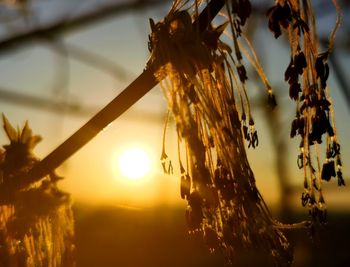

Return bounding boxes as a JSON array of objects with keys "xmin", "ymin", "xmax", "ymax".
[{"xmin": 0, "ymin": 0, "xmax": 349, "ymax": 266}]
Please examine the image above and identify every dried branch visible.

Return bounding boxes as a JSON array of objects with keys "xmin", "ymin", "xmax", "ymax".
[
  {"xmin": 0, "ymin": 87, "xmax": 91, "ymax": 115},
  {"xmin": 64, "ymin": 43, "xmax": 133, "ymax": 82},
  {"xmin": 0, "ymin": 0, "xmax": 225, "ymax": 194}
]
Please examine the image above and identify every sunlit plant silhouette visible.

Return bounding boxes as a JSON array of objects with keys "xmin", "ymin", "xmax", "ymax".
[
  {"xmin": 0, "ymin": 0, "xmax": 345, "ymax": 266},
  {"xmin": 0, "ymin": 115, "xmax": 75, "ymax": 267},
  {"xmin": 150, "ymin": 0, "xmax": 344, "ymax": 266}
]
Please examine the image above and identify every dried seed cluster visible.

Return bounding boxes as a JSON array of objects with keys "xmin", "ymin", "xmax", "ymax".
[
  {"xmin": 266, "ymin": 0, "xmax": 344, "ymax": 226},
  {"xmin": 148, "ymin": 1, "xmax": 292, "ymax": 266},
  {"xmin": 0, "ymin": 115, "xmax": 75, "ymax": 267},
  {"xmin": 148, "ymin": 0, "xmax": 344, "ymax": 265}
]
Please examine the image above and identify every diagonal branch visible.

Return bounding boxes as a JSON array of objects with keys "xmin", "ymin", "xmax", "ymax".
[
  {"xmin": 328, "ymin": 51, "xmax": 350, "ymax": 110},
  {"xmin": 0, "ymin": 0, "xmax": 225, "ymax": 195}
]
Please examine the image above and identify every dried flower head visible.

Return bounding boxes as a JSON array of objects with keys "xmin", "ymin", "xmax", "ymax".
[{"xmin": 0, "ymin": 116, "xmax": 75, "ymax": 267}]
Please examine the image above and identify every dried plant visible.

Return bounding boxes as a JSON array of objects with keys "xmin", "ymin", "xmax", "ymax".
[
  {"xmin": 267, "ymin": 0, "xmax": 344, "ymax": 222},
  {"xmin": 148, "ymin": 0, "xmax": 344, "ymax": 266},
  {"xmin": 0, "ymin": 0, "xmax": 344, "ymax": 266},
  {"xmin": 0, "ymin": 115, "xmax": 75, "ymax": 267}
]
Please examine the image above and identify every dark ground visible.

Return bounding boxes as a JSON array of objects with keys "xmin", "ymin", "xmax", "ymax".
[{"xmin": 73, "ymin": 203, "xmax": 350, "ymax": 267}]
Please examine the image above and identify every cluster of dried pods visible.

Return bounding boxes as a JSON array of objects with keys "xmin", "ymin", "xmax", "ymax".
[
  {"xmin": 148, "ymin": 0, "xmax": 344, "ymax": 266},
  {"xmin": 149, "ymin": 0, "xmax": 293, "ymax": 266},
  {"xmin": 267, "ymin": 0, "xmax": 344, "ymax": 225}
]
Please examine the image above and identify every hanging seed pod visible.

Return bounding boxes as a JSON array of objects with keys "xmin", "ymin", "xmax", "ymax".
[
  {"xmin": 237, "ymin": 64, "xmax": 248, "ymax": 83},
  {"xmin": 293, "ymin": 17, "xmax": 309, "ymax": 36},
  {"xmin": 266, "ymin": 3, "xmax": 292, "ymax": 38},
  {"xmin": 180, "ymin": 173, "xmax": 191, "ymax": 200},
  {"xmin": 247, "ymin": 118, "xmax": 258, "ymax": 149},
  {"xmin": 294, "ymin": 50, "xmax": 307, "ymax": 73},
  {"xmin": 337, "ymin": 170, "xmax": 345, "ymax": 186},
  {"xmin": 289, "ymin": 82, "xmax": 301, "ymax": 101},
  {"xmin": 315, "ymin": 52, "xmax": 330, "ymax": 89},
  {"xmin": 321, "ymin": 159, "xmax": 336, "ymax": 182}
]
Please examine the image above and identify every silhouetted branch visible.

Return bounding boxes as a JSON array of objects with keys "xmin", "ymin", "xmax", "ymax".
[
  {"xmin": 0, "ymin": 0, "xmax": 226, "ymax": 196},
  {"xmin": 65, "ymin": 43, "xmax": 133, "ymax": 82},
  {"xmin": 0, "ymin": 86, "xmax": 95, "ymax": 116},
  {"xmin": 48, "ymin": 39, "xmax": 71, "ymax": 97},
  {"xmin": 0, "ymin": 86, "xmax": 163, "ymax": 121},
  {"xmin": 328, "ymin": 51, "xmax": 350, "ymax": 110},
  {"xmin": 0, "ymin": 0, "xmax": 169, "ymax": 54}
]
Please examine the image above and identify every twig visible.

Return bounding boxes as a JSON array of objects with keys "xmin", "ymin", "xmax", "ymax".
[
  {"xmin": 0, "ymin": 0, "xmax": 225, "ymax": 193},
  {"xmin": 0, "ymin": 0, "xmax": 168, "ymax": 54},
  {"xmin": 0, "ymin": 87, "xmax": 163, "ymax": 121},
  {"xmin": 0, "ymin": 87, "xmax": 90, "ymax": 115}
]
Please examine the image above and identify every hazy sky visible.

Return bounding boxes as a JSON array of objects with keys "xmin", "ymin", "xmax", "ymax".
[{"xmin": 0, "ymin": 0, "xmax": 349, "ymax": 210}]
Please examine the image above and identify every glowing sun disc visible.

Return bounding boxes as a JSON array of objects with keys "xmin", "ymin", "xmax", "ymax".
[{"xmin": 118, "ymin": 148, "xmax": 151, "ymax": 180}]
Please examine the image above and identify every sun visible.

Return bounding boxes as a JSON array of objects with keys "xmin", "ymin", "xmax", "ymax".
[{"xmin": 117, "ymin": 147, "xmax": 152, "ymax": 180}]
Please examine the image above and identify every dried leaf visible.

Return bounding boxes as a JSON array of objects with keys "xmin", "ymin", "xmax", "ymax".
[
  {"xmin": 20, "ymin": 120, "xmax": 32, "ymax": 144},
  {"xmin": 2, "ymin": 114, "xmax": 18, "ymax": 142}
]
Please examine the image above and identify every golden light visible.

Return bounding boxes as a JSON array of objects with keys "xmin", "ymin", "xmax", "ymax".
[{"xmin": 117, "ymin": 147, "xmax": 152, "ymax": 180}]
